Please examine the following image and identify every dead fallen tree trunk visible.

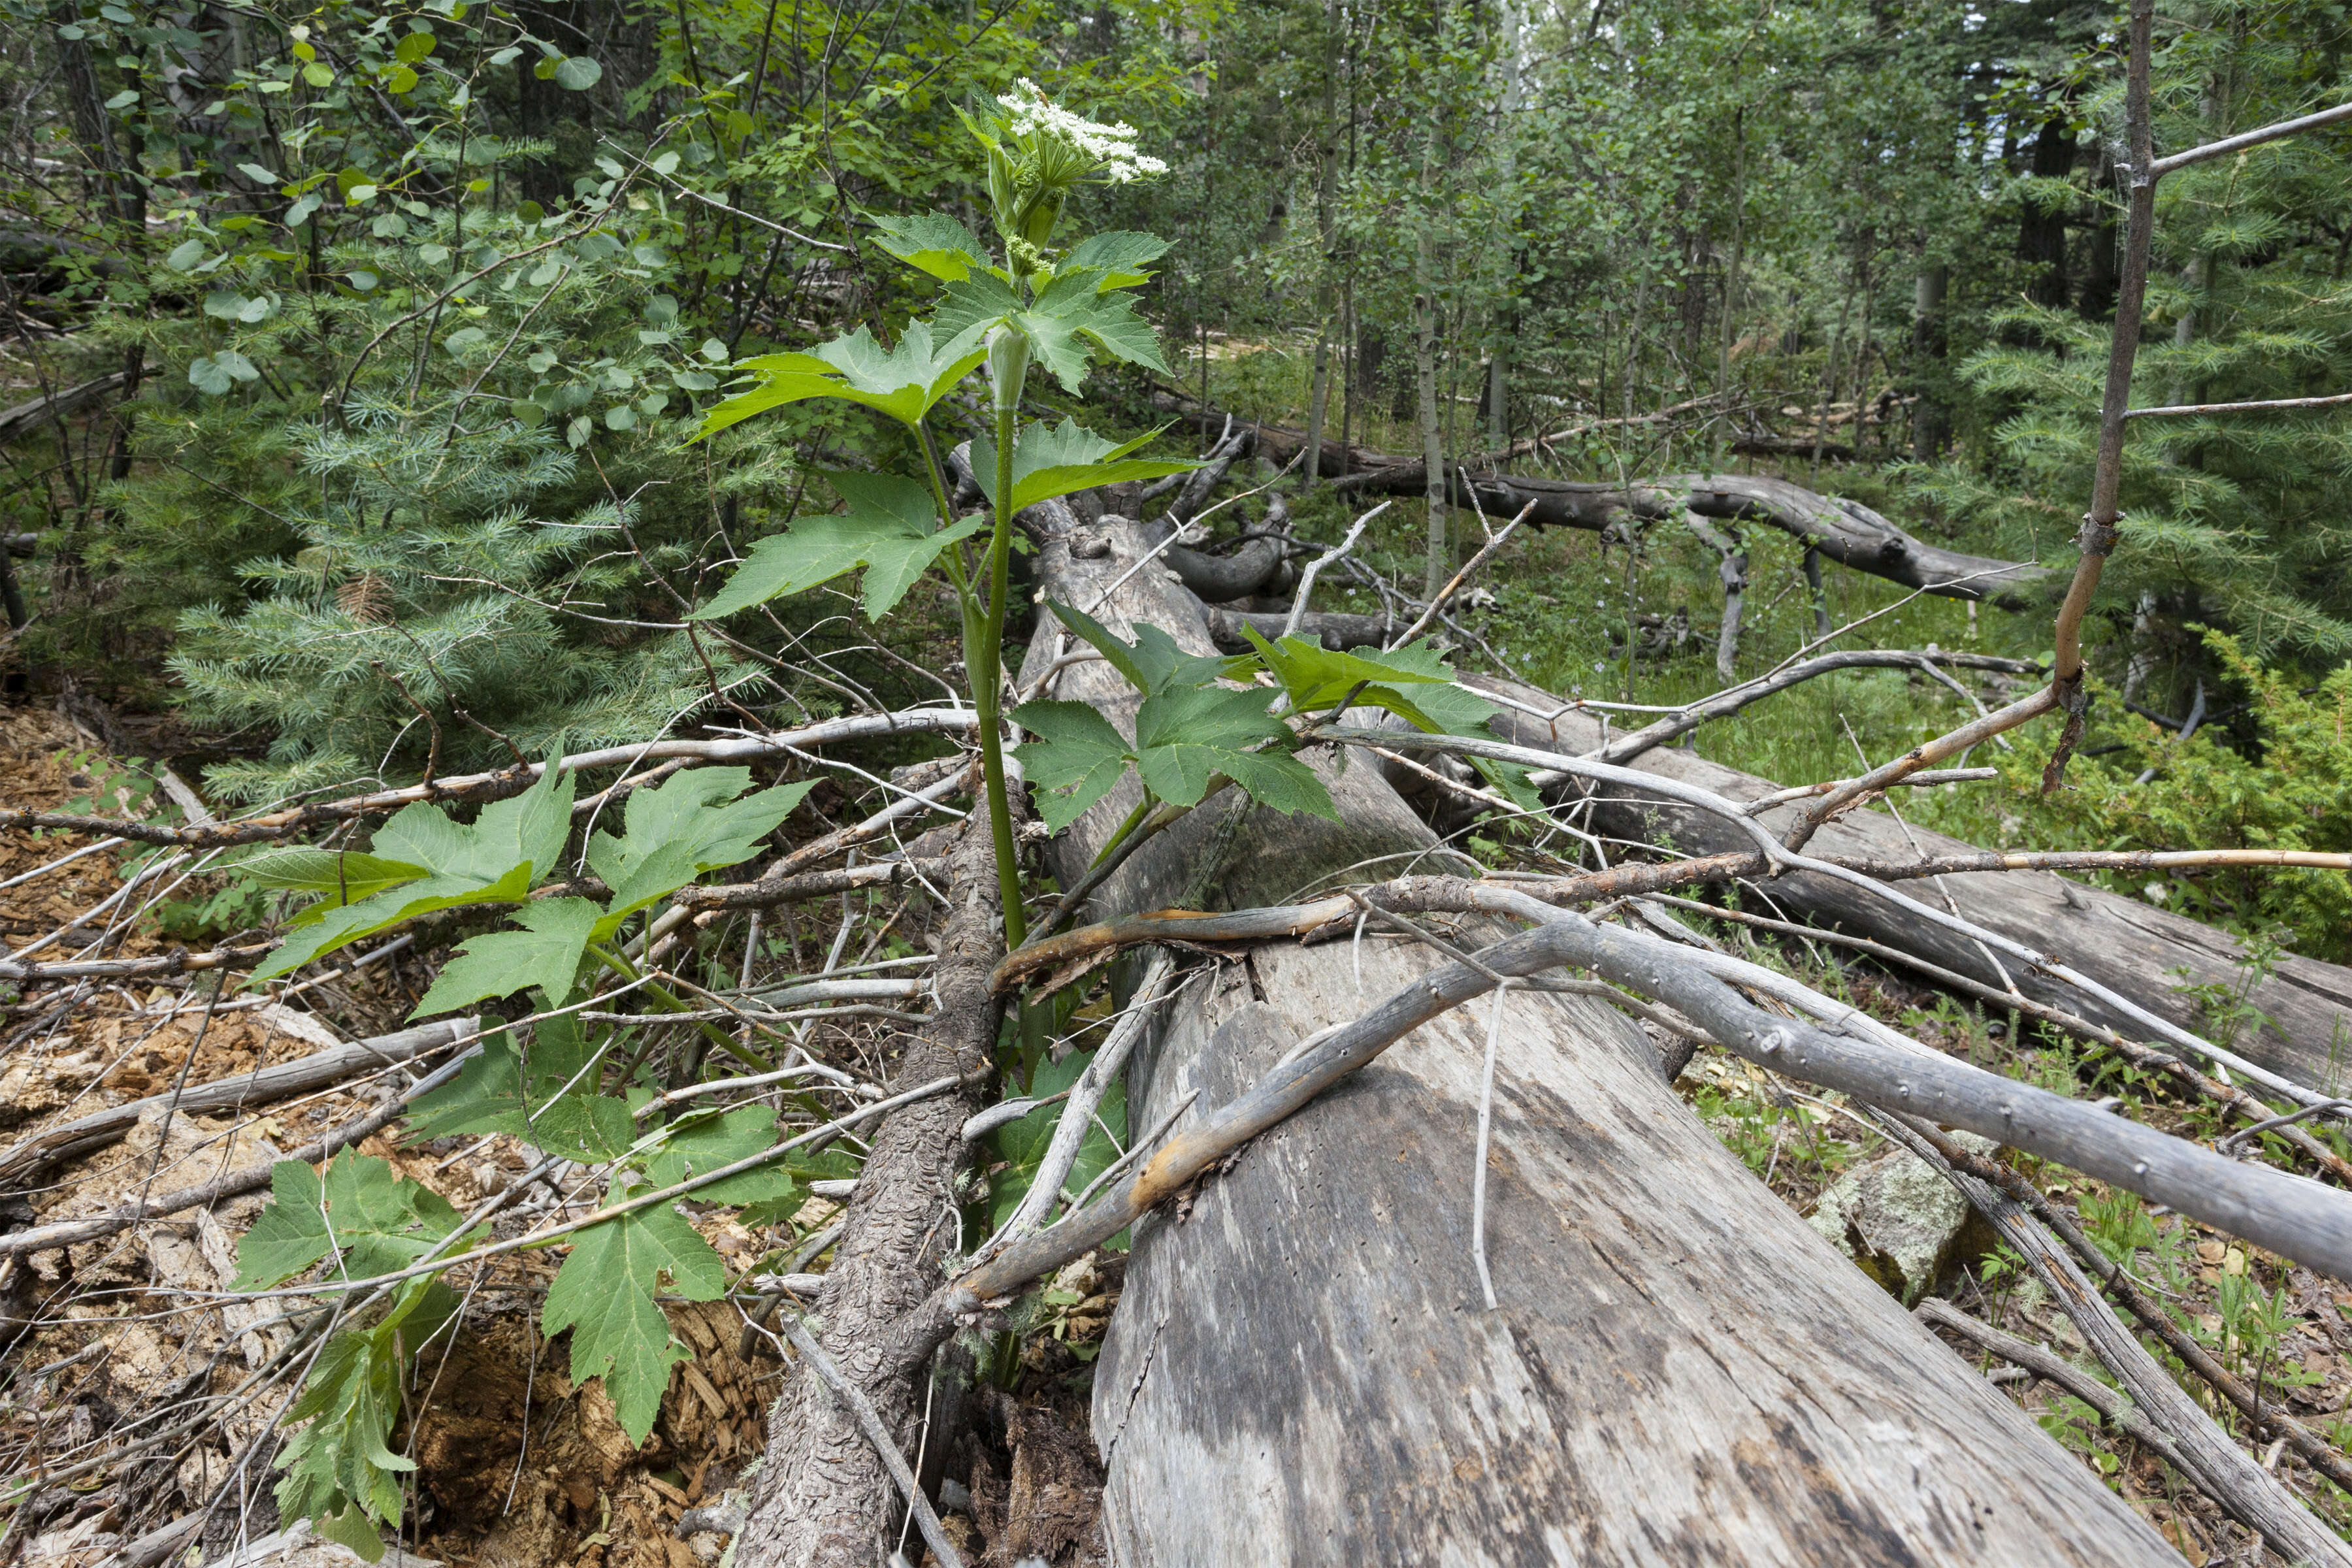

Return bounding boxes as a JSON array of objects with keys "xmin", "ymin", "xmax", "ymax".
[
  {"xmin": 1198, "ymin": 602, "xmax": 1389, "ymax": 651},
  {"xmin": 1168, "ymin": 396, "xmax": 2046, "ymax": 611},
  {"xmin": 1014, "ymin": 516, "xmax": 2176, "ymax": 1564},
  {"xmin": 1467, "ymin": 673, "xmax": 2352, "ymax": 1093},
  {"xmin": 738, "ymin": 809, "xmax": 1009, "ymax": 1567},
  {"xmin": 1338, "ymin": 467, "xmax": 2052, "ymax": 608}
]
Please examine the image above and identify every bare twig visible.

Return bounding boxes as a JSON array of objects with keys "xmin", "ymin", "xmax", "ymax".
[
  {"xmin": 774, "ymin": 1317, "xmax": 966, "ymax": 1568},
  {"xmin": 1281, "ymin": 502, "xmax": 1388, "ymax": 640}
]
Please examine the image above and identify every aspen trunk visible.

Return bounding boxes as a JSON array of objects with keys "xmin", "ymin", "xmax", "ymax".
[
  {"xmin": 1018, "ymin": 517, "xmax": 2176, "ymax": 1566},
  {"xmin": 1414, "ymin": 112, "xmax": 1447, "ymax": 599}
]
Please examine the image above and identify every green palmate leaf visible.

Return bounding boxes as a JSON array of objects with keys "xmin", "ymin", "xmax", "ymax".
[
  {"xmin": 274, "ymin": 1273, "xmax": 458, "ymax": 1537},
  {"xmin": 236, "ymin": 850, "xmax": 426, "ymax": 904},
  {"xmin": 1060, "ymin": 231, "xmax": 1169, "ymax": 291},
  {"xmin": 935, "ymin": 270, "xmax": 1170, "ymax": 393},
  {"xmin": 693, "ymin": 319, "xmax": 988, "ymax": 439},
  {"xmin": 1013, "ymin": 686, "xmax": 1337, "ymax": 828},
  {"xmin": 233, "ymin": 1151, "xmax": 471, "ymax": 1290},
  {"xmin": 932, "ymin": 269, "xmax": 1021, "ymax": 344},
  {"xmin": 1234, "ymin": 630, "xmax": 1537, "ymax": 805},
  {"xmin": 1132, "ymin": 684, "xmax": 1333, "ymax": 816},
  {"xmin": 543, "ymin": 1192, "xmax": 728, "ymax": 1444},
  {"xmin": 866, "ymin": 211, "xmax": 991, "ymax": 282},
  {"xmin": 691, "ymin": 473, "xmax": 985, "ymax": 623},
  {"xmin": 406, "ymin": 1014, "xmax": 636, "ymax": 1162},
  {"xmin": 988, "ymin": 1048, "xmax": 1125, "ymax": 1232},
  {"xmin": 1239, "ymin": 628, "xmax": 1490, "ymax": 731},
  {"xmin": 585, "ymin": 769, "xmax": 817, "ymax": 932},
  {"xmin": 636, "ymin": 1103, "xmax": 802, "ymax": 1205},
  {"xmin": 251, "ymin": 760, "xmax": 575, "ymax": 981},
  {"xmin": 1042, "ymin": 600, "xmax": 1226, "ymax": 694},
  {"xmin": 1009, "ymin": 700, "xmax": 1134, "ymax": 832},
  {"xmin": 970, "ymin": 420, "xmax": 1195, "ymax": 517},
  {"xmin": 410, "ymin": 896, "xmax": 600, "ymax": 1017}
]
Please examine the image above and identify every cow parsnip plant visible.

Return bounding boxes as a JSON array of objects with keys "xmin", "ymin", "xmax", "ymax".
[
  {"xmin": 687, "ymin": 82, "xmax": 1200, "ymax": 946},
  {"xmin": 229, "ymin": 86, "xmax": 1531, "ymax": 1555},
  {"xmin": 691, "ymin": 84, "xmax": 1526, "ymax": 934}
]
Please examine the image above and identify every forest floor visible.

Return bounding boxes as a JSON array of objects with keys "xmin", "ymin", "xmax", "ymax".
[{"xmin": 5, "ymin": 691, "xmax": 2350, "ymax": 1567}]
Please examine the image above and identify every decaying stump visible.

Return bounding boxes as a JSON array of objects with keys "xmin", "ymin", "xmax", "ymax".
[{"xmin": 1019, "ymin": 516, "xmax": 2176, "ymax": 1565}]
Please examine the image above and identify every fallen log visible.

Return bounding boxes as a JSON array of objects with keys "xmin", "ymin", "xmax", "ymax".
[
  {"xmin": 1013, "ymin": 515, "xmax": 2176, "ymax": 1563},
  {"xmin": 737, "ymin": 806, "xmax": 1010, "ymax": 1566},
  {"xmin": 1163, "ymin": 398, "xmax": 2050, "ymax": 612},
  {"xmin": 1348, "ymin": 468, "xmax": 2053, "ymax": 609},
  {"xmin": 1142, "ymin": 514, "xmax": 1292, "ymax": 602},
  {"xmin": 1198, "ymin": 602, "xmax": 1388, "ymax": 651},
  {"xmin": 1465, "ymin": 673, "xmax": 2352, "ymax": 1093}
]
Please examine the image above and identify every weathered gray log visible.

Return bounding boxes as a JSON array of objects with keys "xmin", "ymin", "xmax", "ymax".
[
  {"xmin": 1469, "ymin": 673, "xmax": 2352, "ymax": 1094},
  {"xmin": 0, "ymin": 372, "xmax": 129, "ymax": 444},
  {"xmin": 1017, "ymin": 515, "xmax": 2174, "ymax": 1565},
  {"xmin": 1328, "ymin": 468, "xmax": 2053, "ymax": 608},
  {"xmin": 1198, "ymin": 602, "xmax": 1389, "ymax": 651},
  {"xmin": 0, "ymin": 1017, "xmax": 472, "ymax": 1188},
  {"xmin": 1143, "ymin": 514, "xmax": 1290, "ymax": 602}
]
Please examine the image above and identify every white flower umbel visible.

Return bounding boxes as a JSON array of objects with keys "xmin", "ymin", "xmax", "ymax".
[{"xmin": 994, "ymin": 78, "xmax": 1170, "ymax": 184}]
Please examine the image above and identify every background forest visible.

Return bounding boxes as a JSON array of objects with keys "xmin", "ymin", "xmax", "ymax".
[
  {"xmin": 1, "ymin": 0, "xmax": 2347, "ymax": 955},
  {"xmin": 3, "ymin": 0, "xmax": 2352, "ymax": 1563}
]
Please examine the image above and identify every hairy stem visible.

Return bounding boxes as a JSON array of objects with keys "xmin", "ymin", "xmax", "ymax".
[{"xmin": 975, "ymin": 397, "xmax": 1029, "ymax": 949}]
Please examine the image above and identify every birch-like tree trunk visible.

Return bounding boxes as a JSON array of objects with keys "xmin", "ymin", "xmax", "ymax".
[
  {"xmin": 1414, "ymin": 110, "xmax": 1448, "ymax": 598},
  {"xmin": 1299, "ymin": 0, "xmax": 1343, "ymax": 490},
  {"xmin": 1484, "ymin": 0, "xmax": 1523, "ymax": 453}
]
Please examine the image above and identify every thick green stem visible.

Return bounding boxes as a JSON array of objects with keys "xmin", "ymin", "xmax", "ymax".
[
  {"xmin": 974, "ymin": 397, "xmax": 1029, "ymax": 949},
  {"xmin": 585, "ymin": 941, "xmax": 772, "ymax": 1071}
]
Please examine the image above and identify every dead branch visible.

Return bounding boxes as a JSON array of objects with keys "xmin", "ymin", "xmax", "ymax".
[
  {"xmin": 1471, "ymin": 670, "xmax": 2352, "ymax": 1090},
  {"xmin": 1635, "ymin": 892, "xmax": 2352, "ymax": 1186},
  {"xmin": 964, "ymin": 887, "xmax": 2352, "ymax": 1315},
  {"xmin": 0, "ymin": 940, "xmax": 280, "ymax": 983},
  {"xmin": 0, "ymin": 708, "xmax": 980, "ymax": 848},
  {"xmin": 0, "ymin": 1017, "xmax": 474, "ymax": 1188},
  {"xmin": 1887, "ymin": 1117, "xmax": 2352, "ymax": 1564},
  {"xmin": 1912, "ymin": 1121, "xmax": 2352, "ymax": 1494},
  {"xmin": 1913, "ymin": 1297, "xmax": 2195, "ymax": 1476},
  {"xmin": 1782, "ymin": 686, "xmax": 2059, "ymax": 849},
  {"xmin": 0, "ymin": 1034, "xmax": 483, "ymax": 1260},
  {"xmin": 675, "ymin": 855, "xmax": 951, "ymax": 912},
  {"xmin": 1506, "ymin": 647, "xmax": 2044, "ymax": 765}
]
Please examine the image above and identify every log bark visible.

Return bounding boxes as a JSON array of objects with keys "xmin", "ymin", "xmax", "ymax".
[
  {"xmin": 1342, "ymin": 468, "xmax": 2051, "ymax": 608},
  {"xmin": 738, "ymin": 809, "xmax": 1009, "ymax": 1568},
  {"xmin": 1017, "ymin": 515, "xmax": 2175, "ymax": 1565},
  {"xmin": 1143, "ymin": 514, "xmax": 1292, "ymax": 603},
  {"xmin": 1468, "ymin": 673, "xmax": 2352, "ymax": 1094},
  {"xmin": 1198, "ymin": 603, "xmax": 1389, "ymax": 652}
]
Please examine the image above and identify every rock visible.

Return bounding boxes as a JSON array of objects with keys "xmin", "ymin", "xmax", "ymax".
[{"xmin": 1806, "ymin": 1133, "xmax": 1996, "ymax": 1305}]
